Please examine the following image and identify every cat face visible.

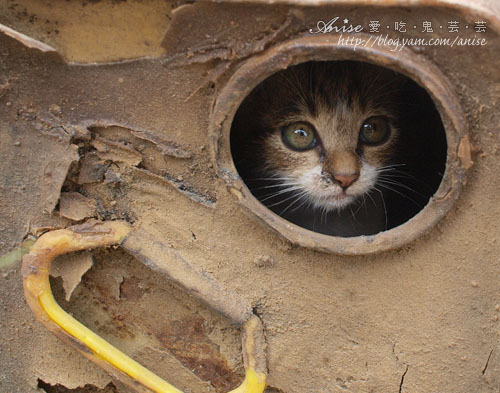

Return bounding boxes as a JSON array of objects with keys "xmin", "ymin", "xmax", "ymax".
[{"xmin": 254, "ymin": 62, "xmax": 401, "ymax": 211}]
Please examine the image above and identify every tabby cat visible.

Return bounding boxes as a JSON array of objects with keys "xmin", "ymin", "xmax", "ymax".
[{"xmin": 231, "ymin": 61, "xmax": 446, "ymax": 237}]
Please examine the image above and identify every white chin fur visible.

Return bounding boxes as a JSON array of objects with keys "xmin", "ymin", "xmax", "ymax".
[{"xmin": 295, "ymin": 163, "xmax": 378, "ymax": 212}]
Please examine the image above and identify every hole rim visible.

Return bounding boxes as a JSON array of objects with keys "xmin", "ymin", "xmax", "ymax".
[{"xmin": 210, "ymin": 33, "xmax": 469, "ymax": 255}]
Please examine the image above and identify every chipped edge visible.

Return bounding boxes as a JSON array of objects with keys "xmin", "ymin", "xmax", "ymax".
[{"xmin": 0, "ymin": 23, "xmax": 56, "ymax": 52}]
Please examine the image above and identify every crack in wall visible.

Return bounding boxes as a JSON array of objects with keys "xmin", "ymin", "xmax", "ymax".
[
  {"xmin": 482, "ymin": 348, "xmax": 494, "ymax": 376},
  {"xmin": 393, "ymin": 342, "xmax": 409, "ymax": 393},
  {"xmin": 399, "ymin": 365, "xmax": 409, "ymax": 393}
]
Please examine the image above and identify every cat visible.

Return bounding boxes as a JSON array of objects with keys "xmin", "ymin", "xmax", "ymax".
[{"xmin": 231, "ymin": 61, "xmax": 446, "ymax": 237}]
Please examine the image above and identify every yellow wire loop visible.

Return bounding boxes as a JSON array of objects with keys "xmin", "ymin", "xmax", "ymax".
[{"xmin": 22, "ymin": 221, "xmax": 266, "ymax": 393}]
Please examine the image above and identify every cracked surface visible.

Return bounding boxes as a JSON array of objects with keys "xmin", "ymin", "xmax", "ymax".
[{"xmin": 1, "ymin": 2, "xmax": 500, "ymax": 393}]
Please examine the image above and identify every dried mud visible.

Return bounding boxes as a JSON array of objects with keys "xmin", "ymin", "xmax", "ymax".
[{"xmin": 1, "ymin": 1, "xmax": 500, "ymax": 393}]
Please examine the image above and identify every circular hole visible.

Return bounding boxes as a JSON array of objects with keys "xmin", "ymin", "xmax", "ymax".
[
  {"xmin": 230, "ymin": 60, "xmax": 447, "ymax": 238},
  {"xmin": 210, "ymin": 36, "xmax": 468, "ymax": 254}
]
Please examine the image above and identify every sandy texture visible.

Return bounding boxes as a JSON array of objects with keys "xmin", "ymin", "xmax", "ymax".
[
  {"xmin": 0, "ymin": 0, "xmax": 175, "ymax": 63},
  {"xmin": 1, "ymin": 2, "xmax": 500, "ymax": 393}
]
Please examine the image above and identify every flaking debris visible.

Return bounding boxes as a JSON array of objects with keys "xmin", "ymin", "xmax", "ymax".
[
  {"xmin": 51, "ymin": 252, "xmax": 93, "ymax": 301},
  {"xmin": 59, "ymin": 192, "xmax": 96, "ymax": 221}
]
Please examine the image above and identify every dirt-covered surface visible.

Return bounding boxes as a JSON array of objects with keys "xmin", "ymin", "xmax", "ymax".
[{"xmin": 1, "ymin": 1, "xmax": 500, "ymax": 393}]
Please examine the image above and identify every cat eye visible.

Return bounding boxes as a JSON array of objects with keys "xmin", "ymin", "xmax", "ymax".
[
  {"xmin": 359, "ymin": 116, "xmax": 390, "ymax": 145},
  {"xmin": 281, "ymin": 122, "xmax": 317, "ymax": 151}
]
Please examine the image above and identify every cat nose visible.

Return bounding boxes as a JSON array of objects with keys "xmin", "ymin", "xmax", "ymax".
[{"xmin": 333, "ymin": 173, "xmax": 359, "ymax": 189}]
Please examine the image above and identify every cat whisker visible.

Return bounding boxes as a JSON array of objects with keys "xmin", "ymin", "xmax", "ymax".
[
  {"xmin": 259, "ymin": 186, "xmax": 304, "ymax": 203},
  {"xmin": 376, "ymin": 183, "xmax": 422, "ymax": 208},
  {"xmin": 370, "ymin": 81, "xmax": 402, "ymax": 101},
  {"xmin": 376, "ymin": 178, "xmax": 427, "ymax": 199},
  {"xmin": 376, "ymin": 168, "xmax": 414, "ymax": 179},
  {"xmin": 361, "ymin": 194, "xmax": 368, "ymax": 215},
  {"xmin": 266, "ymin": 189, "xmax": 309, "ymax": 208},
  {"xmin": 376, "ymin": 168, "xmax": 410, "ymax": 177},
  {"xmin": 377, "ymin": 170, "xmax": 438, "ymax": 192},
  {"xmin": 320, "ymin": 206, "xmax": 327, "ymax": 225},
  {"xmin": 289, "ymin": 67, "xmax": 311, "ymax": 108},
  {"xmin": 287, "ymin": 192, "xmax": 312, "ymax": 214},
  {"xmin": 352, "ymin": 196, "xmax": 367, "ymax": 216},
  {"xmin": 348, "ymin": 205, "xmax": 359, "ymax": 228},
  {"xmin": 278, "ymin": 191, "xmax": 311, "ymax": 215},
  {"xmin": 253, "ymin": 182, "xmax": 301, "ymax": 190},
  {"xmin": 376, "ymin": 167, "xmax": 413, "ymax": 177},
  {"xmin": 317, "ymin": 200, "xmax": 327, "ymax": 225},
  {"xmin": 377, "ymin": 173, "xmax": 416, "ymax": 182},
  {"xmin": 246, "ymin": 176, "xmax": 293, "ymax": 181},
  {"xmin": 376, "ymin": 163, "xmax": 407, "ymax": 170},
  {"xmin": 372, "ymin": 187, "xmax": 388, "ymax": 230},
  {"xmin": 364, "ymin": 190, "xmax": 378, "ymax": 209}
]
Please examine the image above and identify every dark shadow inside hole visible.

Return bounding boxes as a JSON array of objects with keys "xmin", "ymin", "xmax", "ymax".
[{"xmin": 230, "ymin": 60, "xmax": 447, "ymax": 237}]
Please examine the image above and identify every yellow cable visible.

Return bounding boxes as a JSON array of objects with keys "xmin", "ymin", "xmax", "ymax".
[
  {"xmin": 39, "ymin": 289, "xmax": 184, "ymax": 393},
  {"xmin": 23, "ymin": 221, "xmax": 266, "ymax": 393}
]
